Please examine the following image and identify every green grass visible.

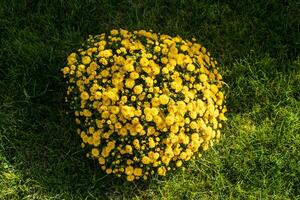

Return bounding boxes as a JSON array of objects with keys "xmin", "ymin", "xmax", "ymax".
[{"xmin": 0, "ymin": 0, "xmax": 299, "ymax": 199}]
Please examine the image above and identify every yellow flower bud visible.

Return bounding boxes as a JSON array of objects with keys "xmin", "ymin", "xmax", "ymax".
[
  {"xmin": 159, "ymin": 94, "xmax": 169, "ymax": 105},
  {"xmin": 142, "ymin": 156, "xmax": 151, "ymax": 164},
  {"xmin": 82, "ymin": 56, "xmax": 91, "ymax": 65},
  {"xmin": 133, "ymin": 85, "xmax": 143, "ymax": 94},
  {"xmin": 80, "ymin": 91, "xmax": 89, "ymax": 100}
]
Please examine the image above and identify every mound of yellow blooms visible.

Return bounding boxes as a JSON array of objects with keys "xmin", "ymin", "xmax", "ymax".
[{"xmin": 62, "ymin": 29, "xmax": 227, "ymax": 181}]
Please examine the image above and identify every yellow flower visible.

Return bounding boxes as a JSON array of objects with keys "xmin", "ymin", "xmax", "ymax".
[
  {"xmin": 165, "ymin": 147, "xmax": 174, "ymax": 158},
  {"xmin": 199, "ymin": 74, "xmax": 208, "ymax": 82},
  {"xmin": 145, "ymin": 114, "xmax": 153, "ymax": 122},
  {"xmin": 124, "ymin": 63, "xmax": 134, "ymax": 72},
  {"xmin": 191, "ymin": 133, "xmax": 200, "ymax": 141},
  {"xmin": 133, "ymin": 168, "xmax": 143, "ymax": 176},
  {"xmin": 91, "ymin": 148, "xmax": 99, "ymax": 157},
  {"xmin": 142, "ymin": 156, "xmax": 151, "ymax": 164},
  {"xmin": 154, "ymin": 46, "xmax": 161, "ymax": 52},
  {"xmin": 125, "ymin": 145, "xmax": 133, "ymax": 154},
  {"xmin": 130, "ymin": 71, "xmax": 139, "ymax": 79},
  {"xmin": 204, "ymin": 54, "xmax": 210, "ymax": 64},
  {"xmin": 98, "ymin": 157, "xmax": 105, "ymax": 165},
  {"xmin": 125, "ymin": 166, "xmax": 134, "ymax": 175},
  {"xmin": 153, "ymin": 115, "xmax": 162, "ymax": 124},
  {"xmin": 170, "ymin": 125, "xmax": 179, "ymax": 133},
  {"xmin": 135, "ymin": 124, "xmax": 144, "ymax": 133},
  {"xmin": 133, "ymin": 85, "xmax": 143, "ymax": 94},
  {"xmin": 147, "ymin": 127, "xmax": 156, "ymax": 136},
  {"xmin": 161, "ymin": 57, "xmax": 168, "ymax": 64},
  {"xmin": 179, "ymin": 152, "xmax": 187, "ymax": 160},
  {"xmin": 116, "ymin": 49, "xmax": 122, "ymax": 54},
  {"xmin": 100, "ymin": 49, "xmax": 113, "ymax": 58},
  {"xmin": 82, "ymin": 56, "xmax": 91, "ymax": 64},
  {"xmin": 80, "ymin": 92, "xmax": 89, "ymax": 100},
  {"xmin": 67, "ymin": 56, "xmax": 77, "ymax": 65},
  {"xmin": 119, "ymin": 127, "xmax": 128, "ymax": 136},
  {"xmin": 182, "ymin": 135, "xmax": 190, "ymax": 145},
  {"xmin": 140, "ymin": 57, "xmax": 149, "ymax": 67},
  {"xmin": 63, "ymin": 67, "xmax": 70, "ymax": 74},
  {"xmin": 171, "ymin": 81, "xmax": 182, "ymax": 92},
  {"xmin": 210, "ymin": 84, "xmax": 218, "ymax": 94},
  {"xmin": 106, "ymin": 168, "xmax": 112, "ymax": 174},
  {"xmin": 111, "ymin": 29, "xmax": 119, "ymax": 35},
  {"xmin": 187, "ymin": 63, "xmax": 195, "ymax": 71},
  {"xmin": 115, "ymin": 122, "xmax": 122, "ymax": 129},
  {"xmin": 169, "ymin": 59, "xmax": 177, "ymax": 67},
  {"xmin": 145, "ymin": 77, "xmax": 154, "ymax": 87},
  {"xmin": 110, "ymin": 106, "xmax": 120, "ymax": 114},
  {"xmin": 151, "ymin": 97, "xmax": 160, "ymax": 107},
  {"xmin": 127, "ymin": 174, "xmax": 135, "ymax": 181},
  {"xmin": 202, "ymin": 143, "xmax": 209, "ymax": 151},
  {"xmin": 190, "ymin": 121, "xmax": 198, "ymax": 129},
  {"xmin": 148, "ymin": 138, "xmax": 156, "ymax": 148},
  {"xmin": 101, "ymin": 70, "xmax": 110, "ymax": 77},
  {"xmin": 157, "ymin": 166, "xmax": 167, "ymax": 176},
  {"xmin": 133, "ymin": 139, "xmax": 140, "ymax": 148},
  {"xmin": 78, "ymin": 64, "xmax": 85, "ymax": 71},
  {"xmin": 152, "ymin": 152, "xmax": 160, "ymax": 160},
  {"xmin": 125, "ymin": 79, "xmax": 135, "ymax": 89},
  {"xmin": 94, "ymin": 91, "xmax": 102, "ymax": 100},
  {"xmin": 83, "ymin": 109, "xmax": 92, "ymax": 117},
  {"xmin": 159, "ymin": 94, "xmax": 169, "ymax": 105},
  {"xmin": 219, "ymin": 113, "xmax": 227, "ymax": 121},
  {"xmin": 107, "ymin": 141, "xmax": 115, "ymax": 149},
  {"xmin": 166, "ymin": 114, "xmax": 175, "ymax": 126},
  {"xmin": 180, "ymin": 45, "xmax": 189, "ymax": 51},
  {"xmin": 162, "ymin": 67, "xmax": 169, "ymax": 74},
  {"xmin": 101, "ymin": 111, "xmax": 110, "ymax": 119},
  {"xmin": 176, "ymin": 160, "xmax": 183, "ymax": 167}
]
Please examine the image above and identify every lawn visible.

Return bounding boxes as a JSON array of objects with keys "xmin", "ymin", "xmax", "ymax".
[{"xmin": 0, "ymin": 0, "xmax": 299, "ymax": 199}]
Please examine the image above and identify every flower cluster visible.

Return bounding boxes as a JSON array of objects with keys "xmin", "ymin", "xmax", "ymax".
[{"xmin": 62, "ymin": 29, "xmax": 227, "ymax": 181}]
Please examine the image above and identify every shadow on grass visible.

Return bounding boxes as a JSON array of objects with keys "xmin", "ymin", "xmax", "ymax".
[
  {"xmin": 4, "ymin": 96, "xmax": 152, "ymax": 198},
  {"xmin": 2, "ymin": 83, "xmax": 154, "ymax": 198}
]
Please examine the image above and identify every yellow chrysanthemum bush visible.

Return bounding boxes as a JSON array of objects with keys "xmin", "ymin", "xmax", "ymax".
[{"xmin": 62, "ymin": 29, "xmax": 227, "ymax": 181}]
